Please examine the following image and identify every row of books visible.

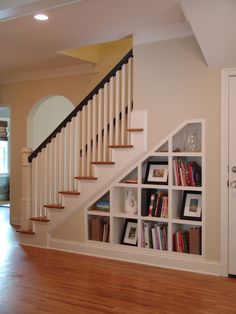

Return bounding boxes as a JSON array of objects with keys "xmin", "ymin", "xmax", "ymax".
[
  {"xmin": 147, "ymin": 191, "xmax": 168, "ymax": 218},
  {"xmin": 89, "ymin": 216, "xmax": 110, "ymax": 242},
  {"xmin": 142, "ymin": 222, "xmax": 168, "ymax": 250},
  {"xmin": 173, "ymin": 158, "xmax": 201, "ymax": 187},
  {"xmin": 173, "ymin": 227, "xmax": 201, "ymax": 255}
]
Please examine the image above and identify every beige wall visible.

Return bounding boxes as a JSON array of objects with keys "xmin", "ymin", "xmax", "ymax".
[
  {"xmin": 0, "ymin": 43, "xmax": 131, "ymax": 225},
  {"xmin": 134, "ymin": 36, "xmax": 220, "ymax": 261}
]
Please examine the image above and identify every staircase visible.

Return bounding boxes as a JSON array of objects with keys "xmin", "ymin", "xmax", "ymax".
[{"xmin": 18, "ymin": 49, "xmax": 147, "ymax": 248}]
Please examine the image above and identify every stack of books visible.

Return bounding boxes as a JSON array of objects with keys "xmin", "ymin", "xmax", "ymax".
[
  {"xmin": 173, "ymin": 158, "xmax": 201, "ymax": 186},
  {"xmin": 142, "ymin": 222, "xmax": 168, "ymax": 250},
  {"xmin": 172, "ymin": 227, "xmax": 201, "ymax": 254},
  {"xmin": 89, "ymin": 216, "xmax": 110, "ymax": 242},
  {"xmin": 145, "ymin": 191, "xmax": 168, "ymax": 218}
]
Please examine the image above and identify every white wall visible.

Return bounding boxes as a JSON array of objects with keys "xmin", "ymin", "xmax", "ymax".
[
  {"xmin": 133, "ymin": 36, "xmax": 220, "ymax": 261},
  {"xmin": 28, "ymin": 95, "xmax": 74, "ymax": 150}
]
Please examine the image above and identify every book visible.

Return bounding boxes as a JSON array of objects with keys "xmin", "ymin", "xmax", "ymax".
[
  {"xmin": 90, "ymin": 216, "xmax": 103, "ymax": 241},
  {"xmin": 148, "ymin": 192, "xmax": 156, "ymax": 217},
  {"xmin": 160, "ymin": 196, "xmax": 168, "ymax": 218},
  {"xmin": 143, "ymin": 222, "xmax": 152, "ymax": 248},
  {"xmin": 125, "ymin": 178, "xmax": 138, "ymax": 184},
  {"xmin": 189, "ymin": 227, "xmax": 201, "ymax": 254}
]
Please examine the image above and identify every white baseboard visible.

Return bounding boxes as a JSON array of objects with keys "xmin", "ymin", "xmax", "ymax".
[{"xmin": 49, "ymin": 238, "xmax": 221, "ymax": 276}]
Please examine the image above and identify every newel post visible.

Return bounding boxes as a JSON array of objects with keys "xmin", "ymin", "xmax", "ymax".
[{"xmin": 20, "ymin": 148, "xmax": 32, "ymax": 230}]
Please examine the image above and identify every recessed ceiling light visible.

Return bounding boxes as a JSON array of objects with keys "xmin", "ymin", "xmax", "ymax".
[{"xmin": 34, "ymin": 14, "xmax": 48, "ymax": 21}]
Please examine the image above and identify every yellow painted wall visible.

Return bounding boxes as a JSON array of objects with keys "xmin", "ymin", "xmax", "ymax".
[
  {"xmin": 61, "ymin": 37, "xmax": 132, "ymax": 64},
  {"xmin": 0, "ymin": 42, "xmax": 132, "ymax": 225}
]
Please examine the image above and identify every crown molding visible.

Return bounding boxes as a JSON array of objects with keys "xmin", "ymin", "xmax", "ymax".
[
  {"xmin": 0, "ymin": 63, "xmax": 98, "ymax": 85},
  {"xmin": 133, "ymin": 22, "xmax": 194, "ymax": 46}
]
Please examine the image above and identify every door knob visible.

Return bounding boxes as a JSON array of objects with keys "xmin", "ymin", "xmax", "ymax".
[{"xmin": 230, "ymin": 181, "xmax": 236, "ymax": 189}]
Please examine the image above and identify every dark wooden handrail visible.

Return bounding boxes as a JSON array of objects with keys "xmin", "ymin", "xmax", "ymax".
[{"xmin": 28, "ymin": 49, "xmax": 133, "ymax": 162}]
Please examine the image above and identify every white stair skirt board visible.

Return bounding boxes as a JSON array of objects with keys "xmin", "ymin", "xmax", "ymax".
[{"xmin": 19, "ymin": 110, "xmax": 147, "ymax": 247}]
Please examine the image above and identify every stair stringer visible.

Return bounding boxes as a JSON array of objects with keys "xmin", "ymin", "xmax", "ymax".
[{"xmin": 19, "ymin": 110, "xmax": 147, "ymax": 248}]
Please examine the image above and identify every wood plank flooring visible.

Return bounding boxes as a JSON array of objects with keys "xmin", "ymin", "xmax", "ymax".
[{"xmin": 1, "ymin": 206, "xmax": 236, "ymax": 314}]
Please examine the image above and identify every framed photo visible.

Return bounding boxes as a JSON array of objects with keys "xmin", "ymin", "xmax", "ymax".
[
  {"xmin": 144, "ymin": 161, "xmax": 168, "ymax": 185},
  {"xmin": 180, "ymin": 191, "xmax": 202, "ymax": 221},
  {"xmin": 121, "ymin": 219, "xmax": 138, "ymax": 246}
]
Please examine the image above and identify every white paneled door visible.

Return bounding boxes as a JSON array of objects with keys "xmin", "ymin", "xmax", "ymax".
[{"xmin": 228, "ymin": 76, "xmax": 236, "ymax": 276}]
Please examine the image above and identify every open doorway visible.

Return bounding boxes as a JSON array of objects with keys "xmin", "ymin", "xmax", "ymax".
[{"xmin": 0, "ymin": 107, "xmax": 10, "ymax": 210}]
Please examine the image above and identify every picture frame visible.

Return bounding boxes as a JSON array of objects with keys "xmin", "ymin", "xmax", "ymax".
[
  {"xmin": 144, "ymin": 161, "xmax": 168, "ymax": 185},
  {"xmin": 121, "ymin": 219, "xmax": 138, "ymax": 246},
  {"xmin": 180, "ymin": 191, "xmax": 202, "ymax": 221}
]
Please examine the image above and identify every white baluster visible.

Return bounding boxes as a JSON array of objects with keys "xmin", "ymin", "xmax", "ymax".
[
  {"xmin": 81, "ymin": 106, "xmax": 86, "ymax": 176},
  {"xmin": 127, "ymin": 58, "xmax": 133, "ymax": 144},
  {"xmin": 32, "ymin": 157, "xmax": 36, "ymax": 217},
  {"xmin": 121, "ymin": 64, "xmax": 127, "ymax": 145},
  {"xmin": 70, "ymin": 117, "xmax": 76, "ymax": 190},
  {"xmin": 97, "ymin": 89, "xmax": 103, "ymax": 161},
  {"xmin": 64, "ymin": 124, "xmax": 70, "ymax": 191},
  {"xmin": 37, "ymin": 152, "xmax": 42, "ymax": 217},
  {"xmin": 50, "ymin": 138, "xmax": 56, "ymax": 204},
  {"xmin": 103, "ymin": 83, "xmax": 108, "ymax": 161},
  {"xmin": 41, "ymin": 149, "xmax": 46, "ymax": 216},
  {"xmin": 45, "ymin": 144, "xmax": 50, "ymax": 205},
  {"xmin": 109, "ymin": 77, "xmax": 115, "ymax": 159},
  {"xmin": 87, "ymin": 100, "xmax": 92, "ymax": 175},
  {"xmin": 59, "ymin": 128, "xmax": 65, "ymax": 198},
  {"xmin": 54, "ymin": 135, "xmax": 60, "ymax": 202},
  {"xmin": 115, "ymin": 70, "xmax": 121, "ymax": 145},
  {"xmin": 76, "ymin": 113, "xmax": 81, "ymax": 179},
  {"xmin": 92, "ymin": 94, "xmax": 97, "ymax": 163}
]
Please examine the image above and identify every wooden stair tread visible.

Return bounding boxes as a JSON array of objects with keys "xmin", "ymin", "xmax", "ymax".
[
  {"xmin": 16, "ymin": 229, "xmax": 35, "ymax": 235},
  {"xmin": 59, "ymin": 191, "xmax": 80, "ymax": 195},
  {"xmin": 126, "ymin": 128, "xmax": 144, "ymax": 132},
  {"xmin": 91, "ymin": 161, "xmax": 115, "ymax": 165},
  {"xmin": 108, "ymin": 145, "xmax": 134, "ymax": 148},
  {"xmin": 44, "ymin": 204, "xmax": 64, "ymax": 209},
  {"xmin": 30, "ymin": 216, "xmax": 50, "ymax": 222},
  {"xmin": 74, "ymin": 176, "xmax": 97, "ymax": 180}
]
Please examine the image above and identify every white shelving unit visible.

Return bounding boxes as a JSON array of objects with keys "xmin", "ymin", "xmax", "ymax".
[{"xmin": 85, "ymin": 119, "xmax": 205, "ymax": 259}]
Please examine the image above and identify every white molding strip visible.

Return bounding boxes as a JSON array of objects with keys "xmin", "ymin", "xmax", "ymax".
[
  {"xmin": 49, "ymin": 238, "xmax": 221, "ymax": 276},
  {"xmin": 133, "ymin": 22, "xmax": 194, "ymax": 46},
  {"xmin": 0, "ymin": 63, "xmax": 98, "ymax": 85}
]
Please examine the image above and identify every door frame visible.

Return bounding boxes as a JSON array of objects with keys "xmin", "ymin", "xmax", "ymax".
[{"xmin": 221, "ymin": 68, "xmax": 236, "ymax": 276}]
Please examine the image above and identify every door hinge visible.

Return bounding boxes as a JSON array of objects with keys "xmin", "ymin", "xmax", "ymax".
[{"xmin": 227, "ymin": 180, "xmax": 229, "ymax": 187}]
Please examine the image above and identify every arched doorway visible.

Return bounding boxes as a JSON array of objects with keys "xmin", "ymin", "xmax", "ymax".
[{"xmin": 27, "ymin": 95, "xmax": 74, "ymax": 150}]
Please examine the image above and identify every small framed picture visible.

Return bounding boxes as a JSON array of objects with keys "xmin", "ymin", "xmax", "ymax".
[
  {"xmin": 121, "ymin": 219, "xmax": 138, "ymax": 246},
  {"xmin": 144, "ymin": 161, "xmax": 168, "ymax": 185},
  {"xmin": 180, "ymin": 191, "xmax": 202, "ymax": 221}
]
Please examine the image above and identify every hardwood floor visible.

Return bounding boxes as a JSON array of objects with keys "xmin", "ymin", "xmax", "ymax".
[{"xmin": 1, "ymin": 206, "xmax": 236, "ymax": 314}]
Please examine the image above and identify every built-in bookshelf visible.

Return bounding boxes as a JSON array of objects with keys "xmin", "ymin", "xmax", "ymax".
[{"xmin": 85, "ymin": 120, "xmax": 205, "ymax": 258}]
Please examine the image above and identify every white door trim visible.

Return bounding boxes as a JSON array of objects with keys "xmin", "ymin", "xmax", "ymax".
[{"xmin": 221, "ymin": 68, "xmax": 236, "ymax": 276}]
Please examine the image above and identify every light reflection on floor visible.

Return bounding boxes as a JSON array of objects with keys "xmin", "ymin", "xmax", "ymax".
[{"xmin": 0, "ymin": 206, "xmax": 19, "ymax": 266}]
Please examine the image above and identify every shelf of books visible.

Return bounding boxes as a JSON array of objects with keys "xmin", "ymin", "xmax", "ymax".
[{"xmin": 85, "ymin": 119, "xmax": 205, "ymax": 259}]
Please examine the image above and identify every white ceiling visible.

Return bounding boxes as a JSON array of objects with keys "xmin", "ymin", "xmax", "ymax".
[
  {"xmin": 0, "ymin": 0, "xmax": 186, "ymax": 82},
  {"xmin": 0, "ymin": 0, "xmax": 235, "ymax": 83}
]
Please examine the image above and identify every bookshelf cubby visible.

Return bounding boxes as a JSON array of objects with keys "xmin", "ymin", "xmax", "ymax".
[{"xmin": 85, "ymin": 119, "xmax": 205, "ymax": 259}]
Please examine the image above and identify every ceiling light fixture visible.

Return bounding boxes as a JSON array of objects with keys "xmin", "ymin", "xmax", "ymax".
[{"xmin": 34, "ymin": 14, "xmax": 48, "ymax": 21}]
